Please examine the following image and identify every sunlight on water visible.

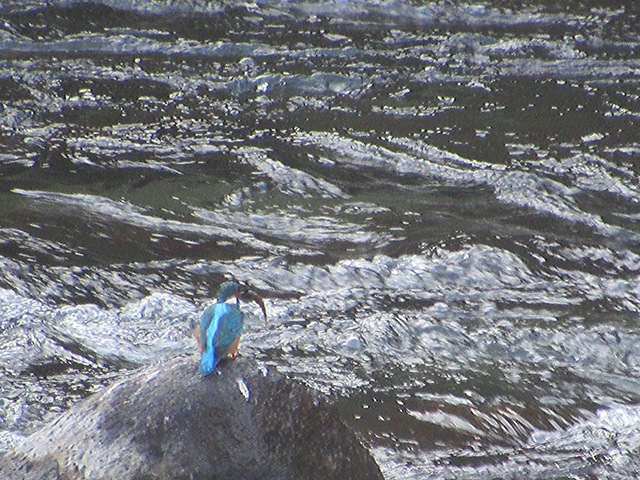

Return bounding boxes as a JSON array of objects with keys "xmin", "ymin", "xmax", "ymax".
[{"xmin": 1, "ymin": 1, "xmax": 640, "ymax": 478}]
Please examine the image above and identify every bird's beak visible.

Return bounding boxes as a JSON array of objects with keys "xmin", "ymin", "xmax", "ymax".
[{"xmin": 240, "ymin": 290, "xmax": 268, "ymax": 324}]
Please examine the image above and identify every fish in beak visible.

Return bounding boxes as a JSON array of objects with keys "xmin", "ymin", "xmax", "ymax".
[{"xmin": 239, "ymin": 288, "xmax": 268, "ymax": 324}]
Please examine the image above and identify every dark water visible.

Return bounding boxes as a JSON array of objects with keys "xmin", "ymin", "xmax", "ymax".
[{"xmin": 2, "ymin": 0, "xmax": 640, "ymax": 478}]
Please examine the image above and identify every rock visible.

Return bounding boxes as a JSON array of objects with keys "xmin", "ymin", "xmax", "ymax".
[{"xmin": 0, "ymin": 355, "xmax": 384, "ymax": 480}]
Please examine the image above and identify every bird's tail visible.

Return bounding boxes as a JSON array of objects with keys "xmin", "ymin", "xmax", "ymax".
[{"xmin": 199, "ymin": 348, "xmax": 218, "ymax": 376}]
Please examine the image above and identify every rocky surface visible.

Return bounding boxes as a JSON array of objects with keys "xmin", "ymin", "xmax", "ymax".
[{"xmin": 0, "ymin": 355, "xmax": 383, "ymax": 480}]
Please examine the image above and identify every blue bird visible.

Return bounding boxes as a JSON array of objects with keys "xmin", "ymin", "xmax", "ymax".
[{"xmin": 196, "ymin": 281, "xmax": 267, "ymax": 376}]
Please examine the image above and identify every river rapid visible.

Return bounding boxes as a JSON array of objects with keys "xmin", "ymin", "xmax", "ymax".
[{"xmin": 1, "ymin": 1, "xmax": 640, "ymax": 478}]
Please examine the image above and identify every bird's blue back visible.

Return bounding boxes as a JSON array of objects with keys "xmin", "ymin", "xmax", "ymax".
[{"xmin": 199, "ymin": 300, "xmax": 244, "ymax": 375}]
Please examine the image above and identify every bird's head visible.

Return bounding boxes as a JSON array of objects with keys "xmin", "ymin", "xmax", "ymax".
[
  {"xmin": 216, "ymin": 281, "xmax": 243, "ymax": 303},
  {"xmin": 217, "ymin": 281, "xmax": 268, "ymax": 324}
]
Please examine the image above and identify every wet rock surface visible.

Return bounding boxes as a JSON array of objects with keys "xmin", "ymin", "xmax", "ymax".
[{"xmin": 0, "ymin": 355, "xmax": 383, "ymax": 480}]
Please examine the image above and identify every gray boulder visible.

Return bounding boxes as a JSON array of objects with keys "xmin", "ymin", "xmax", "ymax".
[{"xmin": 1, "ymin": 354, "xmax": 384, "ymax": 480}]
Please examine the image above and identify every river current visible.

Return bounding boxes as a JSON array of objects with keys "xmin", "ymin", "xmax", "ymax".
[{"xmin": 1, "ymin": 1, "xmax": 640, "ymax": 478}]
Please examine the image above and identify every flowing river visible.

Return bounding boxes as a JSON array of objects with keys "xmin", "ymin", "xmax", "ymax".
[{"xmin": 1, "ymin": 1, "xmax": 640, "ymax": 478}]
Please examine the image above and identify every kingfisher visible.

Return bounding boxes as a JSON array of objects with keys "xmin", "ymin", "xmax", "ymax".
[{"xmin": 196, "ymin": 281, "xmax": 267, "ymax": 376}]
